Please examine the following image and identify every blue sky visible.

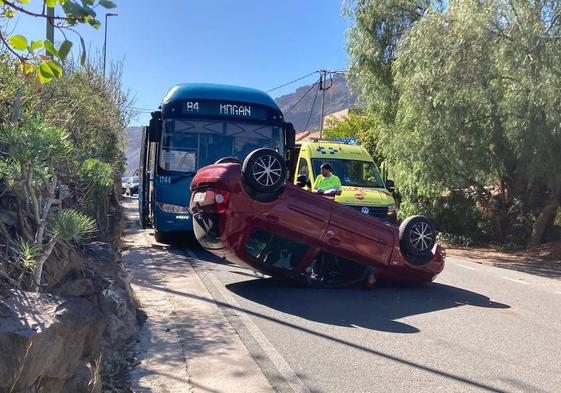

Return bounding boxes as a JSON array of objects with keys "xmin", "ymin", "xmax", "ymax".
[{"xmin": 7, "ymin": 0, "xmax": 349, "ymax": 125}]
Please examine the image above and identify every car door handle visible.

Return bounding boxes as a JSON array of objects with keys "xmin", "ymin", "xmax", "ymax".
[
  {"xmin": 328, "ymin": 237, "xmax": 341, "ymax": 246},
  {"xmin": 326, "ymin": 232, "xmax": 341, "ymax": 245},
  {"xmin": 264, "ymin": 214, "xmax": 279, "ymax": 224}
]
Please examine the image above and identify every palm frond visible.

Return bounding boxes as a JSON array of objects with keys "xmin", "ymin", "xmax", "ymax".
[
  {"xmin": 14, "ymin": 237, "xmax": 41, "ymax": 270},
  {"xmin": 51, "ymin": 209, "xmax": 97, "ymax": 243}
]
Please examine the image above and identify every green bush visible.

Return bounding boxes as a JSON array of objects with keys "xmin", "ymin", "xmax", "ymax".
[
  {"xmin": 0, "ymin": 52, "xmax": 132, "ymax": 291},
  {"xmin": 398, "ymin": 189, "xmax": 488, "ymax": 245}
]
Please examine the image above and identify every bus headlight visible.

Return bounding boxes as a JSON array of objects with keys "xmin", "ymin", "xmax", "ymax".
[{"xmin": 157, "ymin": 202, "xmax": 191, "ymax": 214}]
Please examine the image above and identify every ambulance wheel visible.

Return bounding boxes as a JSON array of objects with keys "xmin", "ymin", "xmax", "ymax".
[{"xmin": 242, "ymin": 148, "xmax": 287, "ymax": 194}]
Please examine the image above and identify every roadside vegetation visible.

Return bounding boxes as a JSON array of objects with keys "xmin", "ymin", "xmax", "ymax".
[
  {"xmin": 328, "ymin": 0, "xmax": 561, "ymax": 250},
  {"xmin": 0, "ymin": 51, "xmax": 132, "ymax": 290},
  {"xmin": 0, "ymin": 0, "xmax": 131, "ymax": 291}
]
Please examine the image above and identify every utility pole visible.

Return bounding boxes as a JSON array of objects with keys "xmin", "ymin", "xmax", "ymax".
[
  {"xmin": 319, "ymin": 70, "xmax": 334, "ymax": 138},
  {"xmin": 103, "ymin": 13, "xmax": 118, "ymax": 78},
  {"xmin": 319, "ymin": 70, "xmax": 325, "ymax": 138},
  {"xmin": 46, "ymin": 6, "xmax": 54, "ymax": 56}
]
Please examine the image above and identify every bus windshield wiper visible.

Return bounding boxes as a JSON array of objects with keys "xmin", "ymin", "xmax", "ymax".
[{"xmin": 171, "ymin": 172, "xmax": 197, "ymax": 183}]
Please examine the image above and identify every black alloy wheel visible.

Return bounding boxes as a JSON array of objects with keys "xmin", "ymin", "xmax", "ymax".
[
  {"xmin": 242, "ymin": 148, "xmax": 287, "ymax": 194},
  {"xmin": 399, "ymin": 215, "xmax": 436, "ymax": 257}
]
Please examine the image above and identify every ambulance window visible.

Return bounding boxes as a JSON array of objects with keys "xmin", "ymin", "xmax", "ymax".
[{"xmin": 298, "ymin": 158, "xmax": 309, "ymax": 178}]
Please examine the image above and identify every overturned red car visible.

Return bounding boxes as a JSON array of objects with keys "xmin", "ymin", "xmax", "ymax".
[{"xmin": 189, "ymin": 148, "xmax": 445, "ymax": 288}]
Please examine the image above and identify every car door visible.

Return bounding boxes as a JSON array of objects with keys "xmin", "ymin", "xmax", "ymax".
[
  {"xmin": 295, "ymin": 157, "xmax": 312, "ymax": 190},
  {"xmin": 255, "ymin": 186, "xmax": 333, "ymax": 247},
  {"xmin": 324, "ymin": 203, "xmax": 395, "ymax": 268}
]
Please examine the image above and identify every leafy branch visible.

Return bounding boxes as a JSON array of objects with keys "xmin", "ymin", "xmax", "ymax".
[{"xmin": 0, "ymin": 0, "xmax": 117, "ymax": 83}]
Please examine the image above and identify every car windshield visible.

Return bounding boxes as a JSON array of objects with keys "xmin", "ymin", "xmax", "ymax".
[
  {"xmin": 159, "ymin": 120, "xmax": 284, "ymax": 173},
  {"xmin": 311, "ymin": 159, "xmax": 385, "ymax": 188}
]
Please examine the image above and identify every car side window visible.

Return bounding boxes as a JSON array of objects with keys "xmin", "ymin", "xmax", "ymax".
[
  {"xmin": 245, "ymin": 229, "xmax": 309, "ymax": 271},
  {"xmin": 298, "ymin": 158, "xmax": 309, "ymax": 179}
]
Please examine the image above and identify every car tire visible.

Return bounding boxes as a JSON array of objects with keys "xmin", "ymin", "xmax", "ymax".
[
  {"xmin": 242, "ymin": 148, "xmax": 287, "ymax": 194},
  {"xmin": 154, "ymin": 230, "xmax": 171, "ymax": 244},
  {"xmin": 215, "ymin": 157, "xmax": 242, "ymax": 164},
  {"xmin": 399, "ymin": 215, "xmax": 436, "ymax": 257}
]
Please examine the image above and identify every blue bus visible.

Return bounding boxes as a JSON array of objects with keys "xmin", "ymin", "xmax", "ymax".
[{"xmin": 138, "ymin": 83, "xmax": 295, "ymax": 243}]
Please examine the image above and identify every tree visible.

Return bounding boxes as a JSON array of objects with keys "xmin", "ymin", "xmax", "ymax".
[
  {"xmin": 386, "ymin": 0, "xmax": 561, "ymax": 246},
  {"xmin": 0, "ymin": 0, "xmax": 117, "ymax": 83},
  {"xmin": 323, "ymin": 109, "xmax": 385, "ymax": 166},
  {"xmin": 345, "ymin": 0, "xmax": 561, "ymax": 246},
  {"xmin": 344, "ymin": 0, "xmax": 441, "ymax": 123},
  {"xmin": 0, "ymin": 115, "xmax": 95, "ymax": 290}
]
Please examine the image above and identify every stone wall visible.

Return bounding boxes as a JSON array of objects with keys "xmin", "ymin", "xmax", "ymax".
[{"xmin": 0, "ymin": 213, "xmax": 140, "ymax": 392}]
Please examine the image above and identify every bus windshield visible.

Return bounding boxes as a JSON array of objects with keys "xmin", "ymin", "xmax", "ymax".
[
  {"xmin": 311, "ymin": 159, "xmax": 385, "ymax": 188},
  {"xmin": 159, "ymin": 120, "xmax": 284, "ymax": 173}
]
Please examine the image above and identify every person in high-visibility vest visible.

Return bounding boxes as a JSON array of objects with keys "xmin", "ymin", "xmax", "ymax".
[{"xmin": 313, "ymin": 163, "xmax": 342, "ymax": 196}]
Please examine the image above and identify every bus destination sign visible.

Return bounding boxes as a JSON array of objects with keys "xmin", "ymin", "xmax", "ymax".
[{"xmin": 181, "ymin": 100, "xmax": 268, "ymax": 120}]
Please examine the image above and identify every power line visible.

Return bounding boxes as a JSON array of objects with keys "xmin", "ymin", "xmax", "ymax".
[
  {"xmin": 266, "ymin": 71, "xmax": 319, "ymax": 93},
  {"xmin": 284, "ymin": 79, "xmax": 320, "ymax": 114},
  {"xmin": 133, "ymin": 107, "xmax": 154, "ymax": 113}
]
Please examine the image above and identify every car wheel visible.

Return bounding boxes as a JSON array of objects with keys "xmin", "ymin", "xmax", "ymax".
[
  {"xmin": 242, "ymin": 148, "xmax": 287, "ymax": 194},
  {"xmin": 154, "ymin": 230, "xmax": 171, "ymax": 244},
  {"xmin": 399, "ymin": 215, "xmax": 436, "ymax": 257},
  {"xmin": 215, "ymin": 157, "xmax": 242, "ymax": 164}
]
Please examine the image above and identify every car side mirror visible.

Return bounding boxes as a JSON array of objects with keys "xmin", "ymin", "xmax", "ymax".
[
  {"xmin": 296, "ymin": 174, "xmax": 309, "ymax": 188},
  {"xmin": 149, "ymin": 111, "xmax": 162, "ymax": 142},
  {"xmin": 385, "ymin": 179, "xmax": 395, "ymax": 193}
]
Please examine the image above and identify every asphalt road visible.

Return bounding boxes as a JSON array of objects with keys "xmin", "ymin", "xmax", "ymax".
[{"xmin": 169, "ymin": 235, "xmax": 561, "ymax": 393}]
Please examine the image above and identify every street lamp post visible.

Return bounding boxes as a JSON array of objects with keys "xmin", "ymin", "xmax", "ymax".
[{"xmin": 103, "ymin": 13, "xmax": 118, "ymax": 78}]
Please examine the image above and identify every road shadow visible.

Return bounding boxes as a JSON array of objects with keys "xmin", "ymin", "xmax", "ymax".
[
  {"xmin": 226, "ymin": 279, "xmax": 510, "ymax": 334},
  {"xmin": 487, "ymin": 259, "xmax": 561, "ymax": 279},
  {"xmin": 448, "ymin": 245, "xmax": 561, "ymax": 279}
]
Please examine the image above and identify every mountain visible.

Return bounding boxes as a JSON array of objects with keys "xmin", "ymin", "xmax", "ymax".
[
  {"xmin": 123, "ymin": 126, "xmax": 142, "ymax": 176},
  {"xmin": 274, "ymin": 73, "xmax": 356, "ymax": 131},
  {"xmin": 123, "ymin": 76, "xmax": 355, "ymax": 174}
]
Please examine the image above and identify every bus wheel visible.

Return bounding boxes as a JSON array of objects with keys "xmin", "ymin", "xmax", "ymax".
[
  {"xmin": 215, "ymin": 157, "xmax": 242, "ymax": 164},
  {"xmin": 242, "ymin": 148, "xmax": 287, "ymax": 194},
  {"xmin": 154, "ymin": 230, "xmax": 171, "ymax": 244}
]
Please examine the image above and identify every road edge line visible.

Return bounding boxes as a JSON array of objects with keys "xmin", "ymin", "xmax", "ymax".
[{"xmin": 185, "ymin": 249, "xmax": 310, "ymax": 393}]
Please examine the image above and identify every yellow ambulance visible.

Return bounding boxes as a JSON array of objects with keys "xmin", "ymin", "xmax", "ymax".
[{"xmin": 292, "ymin": 139, "xmax": 397, "ymax": 222}]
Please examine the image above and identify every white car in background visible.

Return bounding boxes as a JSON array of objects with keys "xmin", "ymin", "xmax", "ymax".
[
  {"xmin": 121, "ymin": 177, "xmax": 130, "ymax": 194},
  {"xmin": 124, "ymin": 176, "xmax": 140, "ymax": 196}
]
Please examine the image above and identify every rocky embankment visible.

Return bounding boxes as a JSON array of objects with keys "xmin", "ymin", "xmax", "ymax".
[{"xmin": 0, "ymin": 218, "xmax": 140, "ymax": 393}]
